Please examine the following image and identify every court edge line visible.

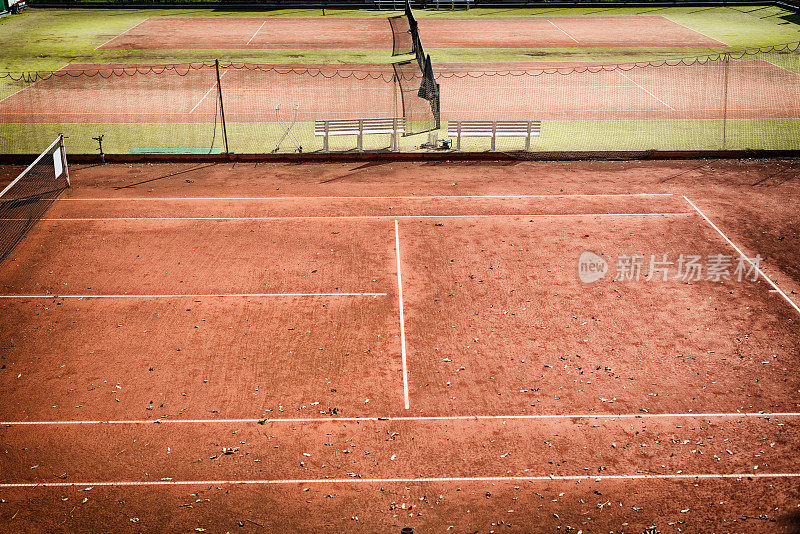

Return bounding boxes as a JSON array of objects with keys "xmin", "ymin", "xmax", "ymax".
[
  {"xmin": 4, "ymin": 412, "xmax": 799, "ymax": 425},
  {"xmin": 0, "ymin": 64, "xmax": 69, "ymax": 106},
  {"xmin": 394, "ymin": 220, "xmax": 410, "ymax": 410},
  {"xmin": 0, "ymin": 293, "xmax": 387, "ymax": 299},
  {"xmin": 57, "ymin": 193, "xmax": 676, "ymax": 201},
  {"xmin": 21, "ymin": 212, "xmax": 694, "ymax": 221},
  {"xmin": 246, "ymin": 21, "xmax": 267, "ymax": 45},
  {"xmin": 546, "ymin": 19, "xmax": 579, "ymax": 43},
  {"xmin": 190, "ymin": 69, "xmax": 228, "ymax": 114},
  {"xmin": 659, "ymin": 15, "xmax": 729, "ymax": 46},
  {"xmin": 763, "ymin": 59, "xmax": 800, "ymax": 79},
  {"xmin": 94, "ymin": 18, "xmax": 151, "ymax": 50},
  {"xmin": 616, "ymin": 70, "xmax": 676, "ymax": 111},
  {"xmin": 2, "ymin": 473, "xmax": 800, "ymax": 488},
  {"xmin": 683, "ymin": 195, "xmax": 800, "ymax": 316}
]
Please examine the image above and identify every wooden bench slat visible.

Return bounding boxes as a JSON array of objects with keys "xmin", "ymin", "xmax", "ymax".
[
  {"xmin": 314, "ymin": 117, "xmax": 405, "ymax": 152},
  {"xmin": 447, "ymin": 120, "xmax": 542, "ymax": 151}
]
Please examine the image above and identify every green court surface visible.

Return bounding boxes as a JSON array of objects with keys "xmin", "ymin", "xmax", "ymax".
[{"xmin": 1, "ymin": 5, "xmax": 799, "ymax": 154}]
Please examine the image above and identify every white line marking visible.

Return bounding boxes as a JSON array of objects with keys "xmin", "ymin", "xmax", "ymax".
[
  {"xmin": 616, "ymin": 70, "xmax": 676, "ymax": 111},
  {"xmin": 190, "ymin": 69, "xmax": 228, "ymax": 114},
  {"xmin": 683, "ymin": 196, "xmax": 800, "ymax": 316},
  {"xmin": 546, "ymin": 19, "xmax": 579, "ymax": 43},
  {"xmin": 94, "ymin": 18, "xmax": 151, "ymax": 50},
  {"xmin": 246, "ymin": 21, "xmax": 267, "ymax": 45},
  {"xmin": 57, "ymin": 193, "xmax": 675, "ymax": 201},
  {"xmin": 4, "ymin": 412, "xmax": 798, "ymax": 425},
  {"xmin": 20, "ymin": 213, "xmax": 693, "ymax": 222},
  {"xmin": 2, "ymin": 473, "xmax": 800, "ymax": 488},
  {"xmin": 0, "ymin": 64, "xmax": 69, "ymax": 106},
  {"xmin": 764, "ymin": 60, "xmax": 800, "ymax": 79},
  {"xmin": 660, "ymin": 15, "xmax": 728, "ymax": 46},
  {"xmin": 0, "ymin": 293, "xmax": 386, "ymax": 299},
  {"xmin": 394, "ymin": 220, "xmax": 410, "ymax": 411}
]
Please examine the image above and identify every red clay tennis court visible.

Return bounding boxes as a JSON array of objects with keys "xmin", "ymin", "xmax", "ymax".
[
  {"xmin": 1, "ymin": 60, "xmax": 797, "ymax": 126},
  {"xmin": 96, "ymin": 16, "xmax": 727, "ymax": 50},
  {"xmin": 0, "ymin": 159, "xmax": 799, "ymax": 532}
]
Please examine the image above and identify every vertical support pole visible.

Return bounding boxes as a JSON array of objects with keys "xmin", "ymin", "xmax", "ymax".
[
  {"xmin": 392, "ymin": 117, "xmax": 399, "ymax": 151},
  {"xmin": 491, "ymin": 121, "xmax": 496, "ymax": 151},
  {"xmin": 358, "ymin": 119, "xmax": 364, "ymax": 152},
  {"xmin": 59, "ymin": 133, "xmax": 70, "ymax": 186},
  {"xmin": 722, "ymin": 53, "xmax": 729, "ymax": 150},
  {"xmin": 525, "ymin": 121, "xmax": 531, "ymax": 151},
  {"xmin": 456, "ymin": 121, "xmax": 462, "ymax": 151},
  {"xmin": 215, "ymin": 59, "xmax": 230, "ymax": 156},
  {"xmin": 324, "ymin": 121, "xmax": 330, "ymax": 153}
]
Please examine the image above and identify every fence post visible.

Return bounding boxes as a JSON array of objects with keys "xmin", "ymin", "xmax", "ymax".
[{"xmin": 215, "ymin": 59, "xmax": 230, "ymax": 156}]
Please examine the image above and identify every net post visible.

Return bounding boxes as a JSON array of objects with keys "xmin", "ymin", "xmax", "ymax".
[
  {"xmin": 215, "ymin": 59, "xmax": 230, "ymax": 157},
  {"xmin": 59, "ymin": 133, "xmax": 70, "ymax": 186}
]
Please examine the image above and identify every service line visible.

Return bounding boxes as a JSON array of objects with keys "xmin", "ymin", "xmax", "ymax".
[
  {"xmin": 395, "ymin": 220, "xmax": 410, "ymax": 410},
  {"xmin": 2, "ymin": 472, "xmax": 800, "ymax": 489},
  {"xmin": 15, "ymin": 212, "xmax": 694, "ymax": 222},
  {"xmin": 3, "ymin": 412, "xmax": 798, "ymax": 426}
]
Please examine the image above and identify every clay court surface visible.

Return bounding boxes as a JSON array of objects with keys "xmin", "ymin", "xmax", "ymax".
[
  {"xmin": 1, "ymin": 60, "xmax": 796, "ymax": 124},
  {"xmin": 96, "ymin": 16, "xmax": 727, "ymax": 50},
  {"xmin": 0, "ymin": 159, "xmax": 799, "ymax": 531}
]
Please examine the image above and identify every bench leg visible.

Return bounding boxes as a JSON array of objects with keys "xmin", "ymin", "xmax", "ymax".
[
  {"xmin": 525, "ymin": 121, "xmax": 531, "ymax": 151},
  {"xmin": 357, "ymin": 120, "xmax": 363, "ymax": 153},
  {"xmin": 491, "ymin": 122, "xmax": 497, "ymax": 151},
  {"xmin": 324, "ymin": 133, "xmax": 329, "ymax": 153}
]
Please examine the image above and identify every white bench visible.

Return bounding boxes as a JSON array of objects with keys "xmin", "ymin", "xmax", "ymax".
[
  {"xmin": 315, "ymin": 118, "xmax": 405, "ymax": 153},
  {"xmin": 447, "ymin": 120, "xmax": 541, "ymax": 151},
  {"xmin": 434, "ymin": 0, "xmax": 471, "ymax": 9}
]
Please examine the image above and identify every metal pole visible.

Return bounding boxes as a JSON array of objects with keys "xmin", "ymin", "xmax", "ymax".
[
  {"xmin": 59, "ymin": 133, "xmax": 70, "ymax": 186},
  {"xmin": 215, "ymin": 59, "xmax": 230, "ymax": 156},
  {"xmin": 722, "ymin": 53, "xmax": 729, "ymax": 150}
]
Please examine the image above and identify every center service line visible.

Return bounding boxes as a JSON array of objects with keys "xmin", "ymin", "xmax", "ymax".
[{"xmin": 395, "ymin": 220, "xmax": 410, "ymax": 410}]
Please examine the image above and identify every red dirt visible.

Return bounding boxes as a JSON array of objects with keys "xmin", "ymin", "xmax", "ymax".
[
  {"xmin": 0, "ymin": 159, "xmax": 799, "ymax": 532},
  {"xmin": 98, "ymin": 16, "xmax": 726, "ymax": 50},
  {"xmin": 1, "ymin": 60, "xmax": 796, "ymax": 124}
]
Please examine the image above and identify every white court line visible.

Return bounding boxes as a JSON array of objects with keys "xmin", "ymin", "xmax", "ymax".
[
  {"xmin": 683, "ymin": 196, "xmax": 800, "ymax": 316},
  {"xmin": 2, "ymin": 472, "xmax": 800, "ymax": 488},
  {"xmin": 546, "ymin": 19, "xmax": 579, "ymax": 44},
  {"xmin": 394, "ymin": 220, "xmax": 410, "ymax": 411},
  {"xmin": 660, "ymin": 16, "xmax": 728, "ymax": 46},
  {"xmin": 15, "ymin": 212, "xmax": 694, "ymax": 222},
  {"xmin": 764, "ymin": 60, "xmax": 800, "ymax": 79},
  {"xmin": 616, "ymin": 70, "xmax": 676, "ymax": 111},
  {"xmin": 0, "ymin": 293, "xmax": 386, "ymax": 299},
  {"xmin": 190, "ymin": 69, "xmax": 228, "ymax": 114},
  {"xmin": 0, "ymin": 64, "xmax": 69, "ymax": 106},
  {"xmin": 57, "ymin": 193, "xmax": 675, "ymax": 201},
  {"xmin": 246, "ymin": 21, "xmax": 267, "ymax": 45},
  {"xmin": 94, "ymin": 18, "xmax": 151, "ymax": 50},
  {"xmin": 4, "ymin": 412, "xmax": 798, "ymax": 425}
]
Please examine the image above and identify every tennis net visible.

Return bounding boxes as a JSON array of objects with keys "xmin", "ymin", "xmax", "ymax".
[{"xmin": 0, "ymin": 134, "xmax": 69, "ymax": 265}]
